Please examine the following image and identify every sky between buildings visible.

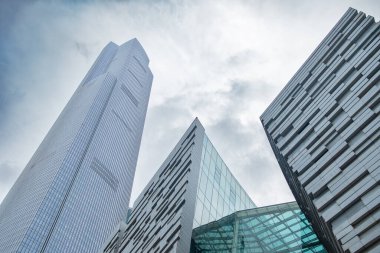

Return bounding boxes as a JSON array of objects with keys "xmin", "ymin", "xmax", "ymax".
[{"xmin": 0, "ymin": 0, "xmax": 379, "ymax": 207}]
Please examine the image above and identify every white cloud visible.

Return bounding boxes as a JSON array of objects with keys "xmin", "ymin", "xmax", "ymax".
[{"xmin": 0, "ymin": 0, "xmax": 379, "ymax": 206}]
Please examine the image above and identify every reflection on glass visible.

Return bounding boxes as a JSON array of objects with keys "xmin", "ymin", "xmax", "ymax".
[
  {"xmin": 191, "ymin": 202, "xmax": 327, "ymax": 253},
  {"xmin": 193, "ymin": 135, "xmax": 256, "ymax": 228}
]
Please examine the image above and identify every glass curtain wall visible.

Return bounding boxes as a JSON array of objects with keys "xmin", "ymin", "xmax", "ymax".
[
  {"xmin": 191, "ymin": 202, "xmax": 327, "ymax": 253},
  {"xmin": 193, "ymin": 135, "xmax": 256, "ymax": 228}
]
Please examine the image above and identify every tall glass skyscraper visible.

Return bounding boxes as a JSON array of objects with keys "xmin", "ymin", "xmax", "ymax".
[
  {"xmin": 101, "ymin": 118, "xmax": 256, "ymax": 253},
  {"xmin": 0, "ymin": 38, "xmax": 153, "ymax": 253},
  {"xmin": 261, "ymin": 8, "xmax": 379, "ymax": 253}
]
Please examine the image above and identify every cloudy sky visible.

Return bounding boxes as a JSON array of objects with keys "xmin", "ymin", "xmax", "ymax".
[{"xmin": 0, "ymin": 0, "xmax": 379, "ymax": 207}]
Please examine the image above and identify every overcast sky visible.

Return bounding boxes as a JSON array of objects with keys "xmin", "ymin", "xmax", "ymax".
[{"xmin": 0, "ymin": 0, "xmax": 379, "ymax": 207}]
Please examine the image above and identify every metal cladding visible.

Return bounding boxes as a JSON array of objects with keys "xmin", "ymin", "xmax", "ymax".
[
  {"xmin": 0, "ymin": 39, "xmax": 153, "ymax": 253},
  {"xmin": 118, "ymin": 119, "xmax": 204, "ymax": 253},
  {"xmin": 261, "ymin": 8, "xmax": 380, "ymax": 253},
  {"xmin": 191, "ymin": 201, "xmax": 327, "ymax": 253},
  {"xmin": 101, "ymin": 119, "xmax": 255, "ymax": 253}
]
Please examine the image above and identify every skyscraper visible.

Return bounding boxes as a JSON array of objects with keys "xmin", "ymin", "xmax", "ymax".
[
  {"xmin": 191, "ymin": 201, "xmax": 326, "ymax": 253},
  {"xmin": 0, "ymin": 38, "xmax": 153, "ymax": 253},
  {"xmin": 101, "ymin": 118, "xmax": 256, "ymax": 253},
  {"xmin": 261, "ymin": 8, "xmax": 379, "ymax": 253}
]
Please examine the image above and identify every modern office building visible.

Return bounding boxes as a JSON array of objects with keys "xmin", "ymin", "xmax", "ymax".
[
  {"xmin": 101, "ymin": 118, "xmax": 256, "ymax": 253},
  {"xmin": 0, "ymin": 38, "xmax": 153, "ymax": 253},
  {"xmin": 261, "ymin": 8, "xmax": 380, "ymax": 253},
  {"xmin": 191, "ymin": 201, "xmax": 326, "ymax": 253}
]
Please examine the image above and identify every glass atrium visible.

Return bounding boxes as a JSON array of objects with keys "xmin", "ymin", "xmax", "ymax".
[{"xmin": 191, "ymin": 201, "xmax": 327, "ymax": 253}]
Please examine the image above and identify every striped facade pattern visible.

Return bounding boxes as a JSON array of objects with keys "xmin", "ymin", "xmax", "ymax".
[
  {"xmin": 0, "ymin": 39, "xmax": 152, "ymax": 253},
  {"xmin": 261, "ymin": 8, "xmax": 380, "ymax": 253},
  {"xmin": 109, "ymin": 119, "xmax": 205, "ymax": 253}
]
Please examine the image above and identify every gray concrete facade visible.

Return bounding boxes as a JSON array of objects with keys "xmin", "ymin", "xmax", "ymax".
[
  {"xmin": 108, "ymin": 119, "xmax": 205, "ymax": 253},
  {"xmin": 261, "ymin": 8, "xmax": 380, "ymax": 253}
]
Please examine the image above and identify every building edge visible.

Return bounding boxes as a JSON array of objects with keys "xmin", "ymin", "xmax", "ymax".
[{"xmin": 260, "ymin": 121, "xmax": 344, "ymax": 253}]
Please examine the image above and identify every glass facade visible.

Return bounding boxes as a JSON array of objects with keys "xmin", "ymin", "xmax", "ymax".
[
  {"xmin": 101, "ymin": 120, "xmax": 257, "ymax": 253},
  {"xmin": 191, "ymin": 202, "xmax": 327, "ymax": 253},
  {"xmin": 0, "ymin": 39, "xmax": 152, "ymax": 253},
  {"xmin": 193, "ymin": 135, "xmax": 256, "ymax": 228}
]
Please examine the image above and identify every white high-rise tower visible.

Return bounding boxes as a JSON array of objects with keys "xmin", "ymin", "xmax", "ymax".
[{"xmin": 0, "ymin": 38, "xmax": 153, "ymax": 253}]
